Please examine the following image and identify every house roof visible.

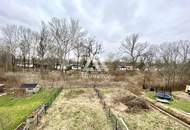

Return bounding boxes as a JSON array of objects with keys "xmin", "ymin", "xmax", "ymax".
[{"xmin": 21, "ymin": 83, "xmax": 37, "ymax": 89}]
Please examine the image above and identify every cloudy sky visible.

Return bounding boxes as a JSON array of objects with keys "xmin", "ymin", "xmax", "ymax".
[{"xmin": 0, "ymin": 0, "xmax": 190, "ymax": 57}]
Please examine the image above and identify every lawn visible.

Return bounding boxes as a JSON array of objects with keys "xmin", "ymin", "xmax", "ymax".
[
  {"xmin": 147, "ymin": 91, "xmax": 190, "ymax": 113},
  {"xmin": 0, "ymin": 88, "xmax": 60, "ymax": 130}
]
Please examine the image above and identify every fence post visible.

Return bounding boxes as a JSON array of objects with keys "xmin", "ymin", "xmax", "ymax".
[
  {"xmin": 115, "ymin": 119, "xmax": 118, "ymax": 130},
  {"xmin": 36, "ymin": 114, "xmax": 38, "ymax": 125},
  {"xmin": 109, "ymin": 108, "xmax": 111, "ymax": 117}
]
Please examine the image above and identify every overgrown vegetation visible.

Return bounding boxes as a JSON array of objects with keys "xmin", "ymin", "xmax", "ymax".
[
  {"xmin": 0, "ymin": 88, "xmax": 60, "ymax": 130},
  {"xmin": 99, "ymin": 87, "xmax": 188, "ymax": 130},
  {"xmin": 38, "ymin": 88, "xmax": 112, "ymax": 130},
  {"xmin": 124, "ymin": 110, "xmax": 188, "ymax": 130}
]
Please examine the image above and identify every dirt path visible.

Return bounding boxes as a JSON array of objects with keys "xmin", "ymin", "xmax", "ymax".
[{"xmin": 36, "ymin": 88, "xmax": 112, "ymax": 130}]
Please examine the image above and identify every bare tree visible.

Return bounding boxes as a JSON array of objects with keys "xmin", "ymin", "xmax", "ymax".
[
  {"xmin": 120, "ymin": 33, "xmax": 148, "ymax": 70},
  {"xmin": 18, "ymin": 26, "xmax": 33, "ymax": 69},
  {"xmin": 73, "ymin": 40, "xmax": 85, "ymax": 67},
  {"xmin": 158, "ymin": 42, "xmax": 180, "ymax": 88},
  {"xmin": 0, "ymin": 43, "xmax": 11, "ymax": 70},
  {"xmin": 36, "ymin": 21, "xmax": 49, "ymax": 74},
  {"xmin": 70, "ymin": 18, "xmax": 86, "ymax": 68},
  {"xmin": 46, "ymin": 41, "xmax": 57, "ymax": 70},
  {"xmin": 83, "ymin": 37, "xmax": 102, "ymax": 67},
  {"xmin": 141, "ymin": 45, "xmax": 157, "ymax": 71},
  {"xmin": 1, "ymin": 24, "xmax": 20, "ymax": 71},
  {"xmin": 177, "ymin": 40, "xmax": 190, "ymax": 83},
  {"xmin": 178, "ymin": 40, "xmax": 190, "ymax": 63},
  {"xmin": 49, "ymin": 17, "xmax": 72, "ymax": 71}
]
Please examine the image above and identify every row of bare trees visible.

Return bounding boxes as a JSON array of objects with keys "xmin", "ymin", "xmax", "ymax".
[
  {"xmin": 158, "ymin": 40, "xmax": 190, "ymax": 88},
  {"xmin": 0, "ymin": 17, "xmax": 102, "ymax": 72},
  {"xmin": 119, "ymin": 33, "xmax": 190, "ymax": 89}
]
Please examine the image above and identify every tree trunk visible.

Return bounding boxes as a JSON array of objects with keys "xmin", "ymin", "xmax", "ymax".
[
  {"xmin": 27, "ymin": 57, "xmax": 30, "ymax": 70},
  {"xmin": 23, "ymin": 56, "xmax": 26, "ymax": 69},
  {"xmin": 77, "ymin": 55, "xmax": 80, "ymax": 69},
  {"xmin": 32, "ymin": 57, "xmax": 35, "ymax": 71},
  {"xmin": 11, "ymin": 55, "xmax": 15, "ymax": 72}
]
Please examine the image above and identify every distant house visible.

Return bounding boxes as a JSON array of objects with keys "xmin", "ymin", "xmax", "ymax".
[
  {"xmin": 185, "ymin": 85, "xmax": 190, "ymax": 95},
  {"xmin": 126, "ymin": 65, "xmax": 133, "ymax": 70},
  {"xmin": 118, "ymin": 65, "xmax": 127, "ymax": 71},
  {"xmin": 0, "ymin": 84, "xmax": 5, "ymax": 93},
  {"xmin": 71, "ymin": 64, "xmax": 82, "ymax": 70},
  {"xmin": 17, "ymin": 64, "xmax": 33, "ymax": 68},
  {"xmin": 118, "ymin": 64, "xmax": 134, "ymax": 71},
  {"xmin": 20, "ymin": 83, "xmax": 40, "ymax": 93}
]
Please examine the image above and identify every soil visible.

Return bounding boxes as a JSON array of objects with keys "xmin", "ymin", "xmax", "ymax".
[{"xmin": 115, "ymin": 95, "xmax": 150, "ymax": 112}]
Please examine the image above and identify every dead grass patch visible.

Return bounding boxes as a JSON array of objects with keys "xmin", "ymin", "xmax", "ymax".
[
  {"xmin": 64, "ymin": 89, "xmax": 85, "ymax": 99},
  {"xmin": 37, "ymin": 88, "xmax": 112, "ymax": 130}
]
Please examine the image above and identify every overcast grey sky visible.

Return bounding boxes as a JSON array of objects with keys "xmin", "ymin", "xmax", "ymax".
[{"xmin": 0, "ymin": 0, "xmax": 190, "ymax": 57}]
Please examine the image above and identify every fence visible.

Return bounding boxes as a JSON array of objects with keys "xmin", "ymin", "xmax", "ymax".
[
  {"xmin": 93, "ymin": 86, "xmax": 129, "ymax": 130},
  {"xmin": 15, "ymin": 84, "xmax": 127, "ymax": 130},
  {"xmin": 16, "ymin": 104, "xmax": 46, "ymax": 130},
  {"xmin": 15, "ymin": 88, "xmax": 62, "ymax": 130}
]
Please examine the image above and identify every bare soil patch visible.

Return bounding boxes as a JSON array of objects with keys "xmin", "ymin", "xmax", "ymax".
[{"xmin": 115, "ymin": 95, "xmax": 150, "ymax": 112}]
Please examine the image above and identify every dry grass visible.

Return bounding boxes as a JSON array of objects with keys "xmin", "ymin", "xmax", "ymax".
[
  {"xmin": 99, "ymin": 87, "xmax": 188, "ymax": 130},
  {"xmin": 116, "ymin": 95, "xmax": 150, "ymax": 112},
  {"xmin": 37, "ymin": 88, "xmax": 112, "ymax": 130},
  {"xmin": 124, "ymin": 110, "xmax": 188, "ymax": 130}
]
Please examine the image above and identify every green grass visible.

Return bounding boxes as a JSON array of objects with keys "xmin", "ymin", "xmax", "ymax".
[
  {"xmin": 146, "ymin": 92, "xmax": 190, "ymax": 113},
  {"xmin": 146, "ymin": 91, "xmax": 155, "ymax": 100},
  {"xmin": 0, "ymin": 88, "xmax": 60, "ymax": 130},
  {"xmin": 169, "ymin": 99, "xmax": 190, "ymax": 113}
]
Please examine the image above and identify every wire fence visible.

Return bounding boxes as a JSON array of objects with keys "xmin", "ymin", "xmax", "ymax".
[
  {"xmin": 15, "ymin": 88, "xmax": 62, "ymax": 130},
  {"xmin": 93, "ymin": 86, "xmax": 129, "ymax": 130},
  {"xmin": 16, "ymin": 83, "xmax": 128, "ymax": 130}
]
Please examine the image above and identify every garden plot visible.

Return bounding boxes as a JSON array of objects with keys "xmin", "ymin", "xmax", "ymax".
[
  {"xmin": 37, "ymin": 88, "xmax": 112, "ymax": 130},
  {"xmin": 99, "ymin": 87, "xmax": 188, "ymax": 130}
]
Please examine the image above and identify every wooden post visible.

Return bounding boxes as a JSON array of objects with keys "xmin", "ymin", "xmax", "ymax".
[
  {"xmin": 103, "ymin": 101, "xmax": 106, "ymax": 109},
  {"xmin": 36, "ymin": 114, "xmax": 38, "ymax": 125},
  {"xmin": 115, "ymin": 119, "xmax": 118, "ymax": 130},
  {"xmin": 109, "ymin": 108, "xmax": 111, "ymax": 117}
]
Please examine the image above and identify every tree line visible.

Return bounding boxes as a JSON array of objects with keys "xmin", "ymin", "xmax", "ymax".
[
  {"xmin": 0, "ymin": 17, "xmax": 102, "ymax": 72},
  {"xmin": 119, "ymin": 33, "xmax": 190, "ymax": 89},
  {"xmin": 0, "ymin": 17, "xmax": 190, "ymax": 88}
]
